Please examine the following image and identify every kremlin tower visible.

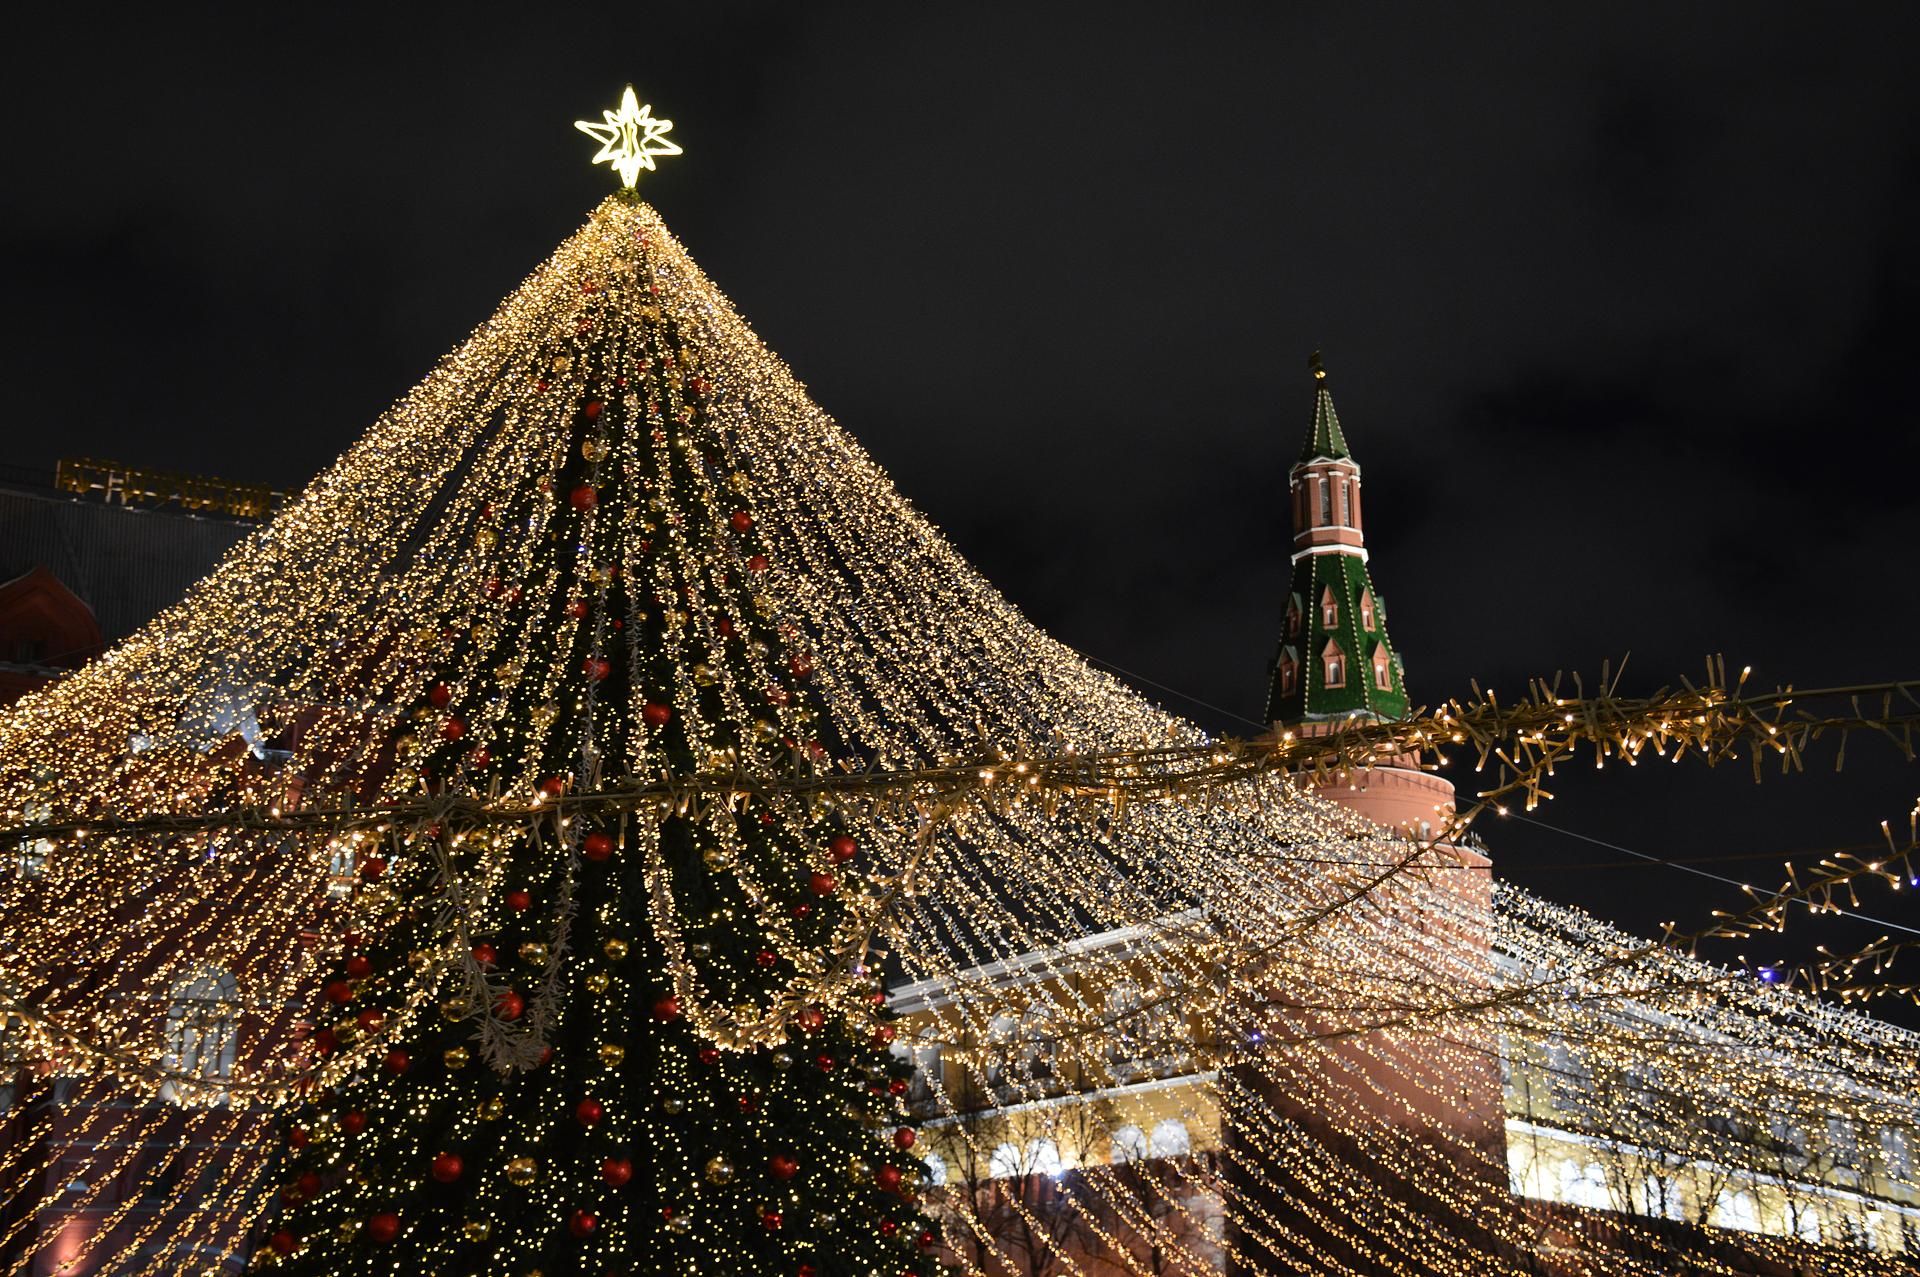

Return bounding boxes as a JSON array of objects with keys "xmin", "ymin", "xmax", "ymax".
[{"xmin": 1265, "ymin": 353, "xmax": 1468, "ymax": 845}]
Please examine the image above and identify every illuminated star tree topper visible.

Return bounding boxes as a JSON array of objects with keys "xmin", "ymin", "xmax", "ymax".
[{"xmin": 575, "ymin": 84, "xmax": 682, "ymax": 188}]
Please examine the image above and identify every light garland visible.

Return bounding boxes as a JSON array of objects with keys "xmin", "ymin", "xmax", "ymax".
[{"xmin": 0, "ymin": 188, "xmax": 1911, "ymax": 1276}]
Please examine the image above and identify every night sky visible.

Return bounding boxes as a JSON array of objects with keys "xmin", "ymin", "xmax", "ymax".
[{"xmin": 6, "ymin": 5, "xmax": 1918, "ymax": 1007}]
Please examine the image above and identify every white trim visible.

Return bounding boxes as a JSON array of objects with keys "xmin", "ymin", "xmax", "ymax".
[
  {"xmin": 1289, "ymin": 545, "xmax": 1369, "ymax": 564},
  {"xmin": 918, "ymin": 1070, "xmax": 1219, "ymax": 1130},
  {"xmin": 888, "ymin": 908, "xmax": 1208, "ymax": 1012},
  {"xmin": 1505, "ymin": 1118, "xmax": 1920, "ymax": 1222}
]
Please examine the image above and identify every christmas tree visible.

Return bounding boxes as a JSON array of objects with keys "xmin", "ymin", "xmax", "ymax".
[{"xmin": 249, "ymin": 99, "xmax": 937, "ymax": 1273}]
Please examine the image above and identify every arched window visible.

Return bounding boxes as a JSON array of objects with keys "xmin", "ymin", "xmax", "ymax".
[
  {"xmin": 1018, "ymin": 1002, "xmax": 1056, "ymax": 1081},
  {"xmin": 1110, "ymin": 1124, "xmax": 1149, "ymax": 1164},
  {"xmin": 1372, "ymin": 644, "xmax": 1392, "ymax": 690},
  {"xmin": 1322, "ymin": 642, "xmax": 1346, "ymax": 689},
  {"xmin": 1317, "ymin": 477, "xmax": 1331, "ymax": 526},
  {"xmin": 922, "ymin": 1155, "xmax": 948, "ymax": 1187},
  {"xmin": 1277, "ymin": 648, "xmax": 1298, "ymax": 697},
  {"xmin": 1358, "ymin": 589, "xmax": 1375, "ymax": 631},
  {"xmin": 162, "ymin": 969, "xmax": 239, "ymax": 1103},
  {"xmin": 1712, "ymin": 1188, "xmax": 1761, "ymax": 1232},
  {"xmin": 1027, "ymin": 1139, "xmax": 1063, "ymax": 1177},
  {"xmin": 985, "ymin": 1014, "xmax": 1018, "ymax": 1088},
  {"xmin": 989, "ymin": 1142, "xmax": 1023, "ymax": 1179},
  {"xmin": 1557, "ymin": 1159, "xmax": 1609, "ymax": 1210},
  {"xmin": 1319, "ymin": 585, "xmax": 1339, "ymax": 628},
  {"xmin": 1149, "ymin": 1120, "xmax": 1191, "ymax": 1159},
  {"xmin": 1283, "ymin": 594, "xmax": 1302, "ymax": 638}
]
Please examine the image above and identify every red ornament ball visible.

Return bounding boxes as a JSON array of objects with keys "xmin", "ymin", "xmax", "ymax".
[
  {"xmin": 769, "ymin": 1154, "xmax": 800, "ymax": 1180},
  {"xmin": 641, "ymin": 701, "xmax": 672, "ymax": 726},
  {"xmin": 746, "ymin": 554, "xmax": 770, "ymax": 573},
  {"xmin": 583, "ymin": 399, "xmax": 603, "ymax": 420},
  {"xmin": 583, "ymin": 831, "xmax": 615, "ymax": 861},
  {"xmin": 584, "ymin": 656, "xmax": 611, "ymax": 681},
  {"xmin": 795, "ymin": 1006, "xmax": 826, "ymax": 1033},
  {"xmin": 815, "ymin": 1053, "xmax": 836, "ymax": 1073},
  {"xmin": 312, "ymin": 1029, "xmax": 339, "ymax": 1056},
  {"xmin": 297, "ymin": 1171, "xmax": 322, "ymax": 1197},
  {"xmin": 791, "ymin": 903, "xmax": 813, "ymax": 919},
  {"xmin": 798, "ymin": 1266, "xmax": 819, "ymax": 1277},
  {"xmin": 469, "ymin": 744, "xmax": 491, "ymax": 768},
  {"xmin": 494, "ymin": 989, "xmax": 526, "ymax": 1021},
  {"xmin": 360, "ymin": 856, "xmax": 387, "ymax": 880},
  {"xmin": 355, "ymin": 1008, "xmax": 386, "ymax": 1034},
  {"xmin": 288, "ymin": 1127, "xmax": 310, "ymax": 1150},
  {"xmin": 875, "ymin": 1163, "xmax": 903, "ymax": 1192},
  {"xmin": 483, "ymin": 576, "xmax": 503, "ymax": 598},
  {"xmin": 430, "ymin": 1152, "xmax": 464, "ymax": 1183},
  {"xmin": 270, "ymin": 1230, "xmax": 297, "ymax": 1255},
  {"xmin": 428, "ymin": 682, "xmax": 452, "ymax": 708},
  {"xmin": 471, "ymin": 942, "xmax": 498, "ymax": 967},
  {"xmin": 344, "ymin": 955, "xmax": 373, "ymax": 980},
  {"xmin": 828, "ymin": 835, "xmax": 858, "ymax": 863},
  {"xmin": 341, "ymin": 1111, "xmax": 367, "ymax": 1136},
  {"xmin": 808, "ymin": 871, "xmax": 838, "ymax": 896},
  {"xmin": 539, "ymin": 775, "xmax": 568, "ymax": 798},
  {"xmin": 570, "ymin": 484, "xmax": 599, "ymax": 511},
  {"xmin": 879, "ymin": 1218, "xmax": 899, "ymax": 1238},
  {"xmin": 761, "ymin": 1210, "xmax": 783, "ymax": 1232},
  {"xmin": 366, "ymin": 1212, "xmax": 401, "ymax": 1244},
  {"xmin": 575, "ymin": 1097, "xmax": 604, "ymax": 1127},
  {"xmin": 652, "ymin": 995, "xmax": 681, "ymax": 1023},
  {"xmin": 729, "ymin": 510, "xmax": 753, "ymax": 533},
  {"xmin": 325, "ymin": 980, "xmax": 354, "ymax": 1005},
  {"xmin": 439, "ymin": 716, "xmax": 466, "ymax": 741},
  {"xmin": 569, "ymin": 1210, "xmax": 597, "ymax": 1239},
  {"xmin": 917, "ymin": 1230, "xmax": 937, "ymax": 1251},
  {"xmin": 566, "ymin": 598, "xmax": 589, "ymax": 620},
  {"xmin": 755, "ymin": 949, "xmax": 778, "ymax": 968},
  {"xmin": 892, "ymin": 1126, "xmax": 917, "ymax": 1150},
  {"xmin": 888, "ymin": 1078, "xmax": 908, "ymax": 1097},
  {"xmin": 871, "ymin": 1024, "xmax": 897, "ymax": 1047},
  {"xmin": 505, "ymin": 889, "xmax": 532, "ymax": 912},
  {"xmin": 383, "ymin": 1049, "xmax": 411, "ymax": 1075},
  {"xmin": 600, "ymin": 1157, "xmax": 633, "ymax": 1187},
  {"xmin": 697, "ymin": 1047, "xmax": 721, "ymax": 1066}
]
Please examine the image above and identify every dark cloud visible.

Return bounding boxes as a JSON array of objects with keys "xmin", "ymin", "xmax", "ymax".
[{"xmin": 4, "ymin": 1, "xmax": 1917, "ymax": 1014}]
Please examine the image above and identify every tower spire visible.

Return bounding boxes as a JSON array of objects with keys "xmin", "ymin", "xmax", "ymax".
[{"xmin": 1263, "ymin": 354, "xmax": 1408, "ymax": 726}]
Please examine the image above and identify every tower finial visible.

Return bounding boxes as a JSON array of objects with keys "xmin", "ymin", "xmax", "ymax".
[
  {"xmin": 1308, "ymin": 349, "xmax": 1327, "ymax": 384},
  {"xmin": 575, "ymin": 85, "xmax": 683, "ymax": 189}
]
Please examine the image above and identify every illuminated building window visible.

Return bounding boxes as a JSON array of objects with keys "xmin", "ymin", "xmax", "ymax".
[
  {"xmin": 1317, "ymin": 477, "xmax": 1331, "ymax": 525},
  {"xmin": 988, "ymin": 1142, "xmax": 1023, "ymax": 1179},
  {"xmin": 1557, "ymin": 1160, "xmax": 1609, "ymax": 1210},
  {"xmin": 1712, "ymin": 1188, "xmax": 1761, "ymax": 1233},
  {"xmin": 1881, "ymin": 1126, "xmax": 1912, "ymax": 1177},
  {"xmin": 1110, "ymin": 1124, "xmax": 1149, "ymax": 1164},
  {"xmin": 160, "ymin": 969, "xmax": 239, "ymax": 1103},
  {"xmin": 1828, "ymin": 1115, "xmax": 1860, "ymax": 1169},
  {"xmin": 1149, "ymin": 1120, "xmax": 1191, "ymax": 1159},
  {"xmin": 1322, "ymin": 641, "xmax": 1346, "ymax": 689},
  {"xmin": 921, "ymin": 1155, "xmax": 947, "ymax": 1187},
  {"xmin": 1018, "ymin": 1002, "xmax": 1056, "ymax": 1083},
  {"xmin": 13, "ymin": 802, "xmax": 51, "ymax": 879},
  {"xmin": 1359, "ymin": 588, "xmax": 1375, "ymax": 631},
  {"xmin": 1027, "ymin": 1139, "xmax": 1063, "ymax": 1177}
]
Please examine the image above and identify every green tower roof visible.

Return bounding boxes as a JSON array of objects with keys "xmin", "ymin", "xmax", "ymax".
[
  {"xmin": 1298, "ymin": 351, "xmax": 1351, "ymax": 463},
  {"xmin": 1265, "ymin": 361, "xmax": 1409, "ymax": 726}
]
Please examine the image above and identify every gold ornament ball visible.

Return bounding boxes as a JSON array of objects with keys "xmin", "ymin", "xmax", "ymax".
[
  {"xmin": 598, "ymin": 1043, "xmax": 626, "ymax": 1068},
  {"xmin": 478, "ymin": 1098, "xmax": 506, "ymax": 1122},
  {"xmin": 770, "ymin": 1049, "xmax": 793, "ymax": 1072},
  {"xmin": 518, "ymin": 942, "xmax": 549, "ymax": 966},
  {"xmin": 662, "ymin": 1096, "xmax": 686, "ymax": 1115},
  {"xmin": 701, "ymin": 848, "xmax": 734, "ymax": 872},
  {"xmin": 692, "ymin": 663, "xmax": 718, "ymax": 687},
  {"xmin": 475, "ymin": 528, "xmax": 498, "ymax": 550},
  {"xmin": 665, "ymin": 1215, "xmax": 692, "ymax": 1235},
  {"xmin": 336, "ymin": 1221, "xmax": 360, "ymax": 1242},
  {"xmin": 689, "ymin": 941, "xmax": 713, "ymax": 959},
  {"xmin": 408, "ymin": 949, "xmax": 434, "ymax": 972},
  {"xmin": 440, "ymin": 997, "xmax": 471, "ymax": 1022},
  {"xmin": 704, "ymin": 1155, "xmax": 735, "ymax": 1185},
  {"xmin": 585, "ymin": 971, "xmax": 611, "ymax": 994},
  {"xmin": 505, "ymin": 1155, "xmax": 538, "ymax": 1187},
  {"xmin": 848, "ymin": 1157, "xmax": 873, "ymax": 1182},
  {"xmin": 463, "ymin": 1220, "xmax": 492, "ymax": 1242},
  {"xmin": 752, "ymin": 719, "xmax": 778, "ymax": 743},
  {"xmin": 443, "ymin": 1047, "xmax": 470, "ymax": 1071},
  {"xmin": 602, "ymin": 938, "xmax": 629, "ymax": 960}
]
